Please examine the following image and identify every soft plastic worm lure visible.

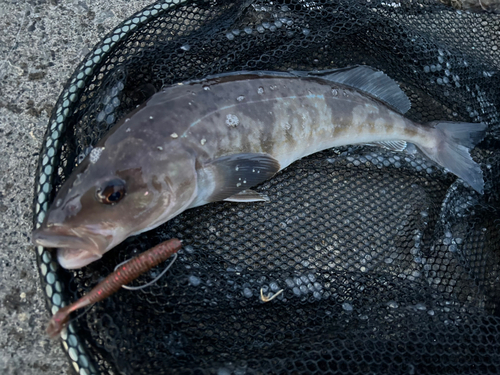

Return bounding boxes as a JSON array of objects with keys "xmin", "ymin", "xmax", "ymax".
[{"xmin": 46, "ymin": 238, "xmax": 182, "ymax": 338}]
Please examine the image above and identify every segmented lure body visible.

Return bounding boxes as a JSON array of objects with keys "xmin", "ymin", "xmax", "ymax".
[{"xmin": 46, "ymin": 238, "xmax": 182, "ymax": 338}]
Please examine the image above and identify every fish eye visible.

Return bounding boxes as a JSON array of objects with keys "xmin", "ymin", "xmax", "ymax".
[{"xmin": 96, "ymin": 179, "xmax": 126, "ymax": 205}]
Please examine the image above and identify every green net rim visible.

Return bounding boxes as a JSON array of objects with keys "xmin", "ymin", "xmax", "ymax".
[{"xmin": 32, "ymin": 2, "xmax": 187, "ymax": 374}]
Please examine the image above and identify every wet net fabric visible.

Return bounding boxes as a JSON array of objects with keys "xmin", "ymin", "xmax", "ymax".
[{"xmin": 33, "ymin": 1, "xmax": 500, "ymax": 374}]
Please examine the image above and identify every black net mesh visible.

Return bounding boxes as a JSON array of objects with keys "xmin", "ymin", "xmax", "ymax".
[{"xmin": 33, "ymin": 1, "xmax": 500, "ymax": 374}]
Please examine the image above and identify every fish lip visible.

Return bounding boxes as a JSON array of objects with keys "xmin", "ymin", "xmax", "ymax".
[
  {"xmin": 56, "ymin": 248, "xmax": 102, "ymax": 269},
  {"xmin": 32, "ymin": 226, "xmax": 108, "ymax": 256},
  {"xmin": 32, "ymin": 228, "xmax": 92, "ymax": 250}
]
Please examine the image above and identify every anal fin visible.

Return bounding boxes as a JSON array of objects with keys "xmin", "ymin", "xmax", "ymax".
[{"xmin": 365, "ymin": 140, "xmax": 407, "ymax": 152}]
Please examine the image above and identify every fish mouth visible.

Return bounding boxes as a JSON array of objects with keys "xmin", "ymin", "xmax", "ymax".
[
  {"xmin": 32, "ymin": 227, "xmax": 106, "ymax": 269},
  {"xmin": 32, "ymin": 229, "xmax": 89, "ymax": 249}
]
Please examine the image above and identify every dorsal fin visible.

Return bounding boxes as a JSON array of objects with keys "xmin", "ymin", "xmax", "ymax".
[{"xmin": 307, "ymin": 66, "xmax": 411, "ymax": 114}]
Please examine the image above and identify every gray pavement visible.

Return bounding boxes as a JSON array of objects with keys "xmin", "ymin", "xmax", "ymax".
[{"xmin": 0, "ymin": 1, "xmax": 151, "ymax": 374}]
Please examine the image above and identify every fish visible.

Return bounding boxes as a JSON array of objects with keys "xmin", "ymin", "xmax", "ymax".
[
  {"xmin": 32, "ymin": 66, "xmax": 487, "ymax": 269},
  {"xmin": 46, "ymin": 238, "xmax": 182, "ymax": 338}
]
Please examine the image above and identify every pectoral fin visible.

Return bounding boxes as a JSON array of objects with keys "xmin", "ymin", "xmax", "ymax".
[
  {"xmin": 204, "ymin": 153, "xmax": 280, "ymax": 202},
  {"xmin": 223, "ymin": 189, "xmax": 270, "ymax": 203}
]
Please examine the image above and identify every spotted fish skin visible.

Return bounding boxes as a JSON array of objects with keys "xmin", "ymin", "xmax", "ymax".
[
  {"xmin": 148, "ymin": 73, "xmax": 421, "ymax": 170},
  {"xmin": 32, "ymin": 67, "xmax": 486, "ymax": 268}
]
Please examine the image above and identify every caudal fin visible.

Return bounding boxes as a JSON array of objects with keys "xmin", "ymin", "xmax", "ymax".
[{"xmin": 419, "ymin": 121, "xmax": 487, "ymax": 194}]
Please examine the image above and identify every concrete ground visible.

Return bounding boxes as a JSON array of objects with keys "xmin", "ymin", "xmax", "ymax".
[{"xmin": 0, "ymin": 1, "xmax": 152, "ymax": 374}]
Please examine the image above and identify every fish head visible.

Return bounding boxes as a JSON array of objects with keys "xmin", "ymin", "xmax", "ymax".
[{"xmin": 32, "ymin": 138, "xmax": 197, "ymax": 269}]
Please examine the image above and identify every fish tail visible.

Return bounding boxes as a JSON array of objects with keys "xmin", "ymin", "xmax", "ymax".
[{"xmin": 419, "ymin": 121, "xmax": 487, "ymax": 194}]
